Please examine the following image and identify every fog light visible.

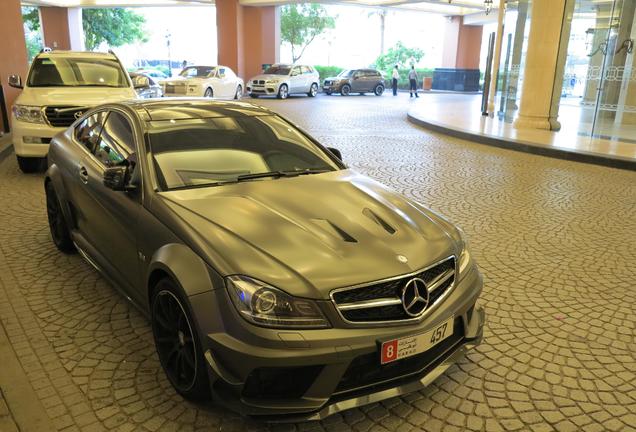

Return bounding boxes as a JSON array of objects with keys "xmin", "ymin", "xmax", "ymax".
[{"xmin": 23, "ymin": 136, "xmax": 43, "ymax": 144}]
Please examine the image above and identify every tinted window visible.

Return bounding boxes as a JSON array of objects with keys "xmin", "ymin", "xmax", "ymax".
[
  {"xmin": 94, "ymin": 112, "xmax": 133, "ymax": 167},
  {"xmin": 218, "ymin": 68, "xmax": 226, "ymax": 78},
  {"xmin": 264, "ymin": 65, "xmax": 290, "ymax": 75},
  {"xmin": 179, "ymin": 66, "xmax": 215, "ymax": 78},
  {"xmin": 291, "ymin": 66, "xmax": 302, "ymax": 76},
  {"xmin": 301, "ymin": 66, "xmax": 312, "ymax": 74},
  {"xmin": 28, "ymin": 57, "xmax": 128, "ymax": 88},
  {"xmin": 148, "ymin": 115, "xmax": 340, "ymax": 190},
  {"xmin": 75, "ymin": 111, "xmax": 108, "ymax": 153},
  {"xmin": 338, "ymin": 70, "xmax": 353, "ymax": 77}
]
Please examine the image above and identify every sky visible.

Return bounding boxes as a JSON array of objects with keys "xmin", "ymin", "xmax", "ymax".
[{"xmin": 112, "ymin": 5, "xmax": 470, "ymax": 73}]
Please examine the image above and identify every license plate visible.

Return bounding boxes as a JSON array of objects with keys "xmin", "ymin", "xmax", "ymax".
[{"xmin": 380, "ymin": 316, "xmax": 454, "ymax": 365}]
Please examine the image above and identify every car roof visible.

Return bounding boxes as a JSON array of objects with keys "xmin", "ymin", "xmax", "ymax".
[
  {"xmin": 119, "ymin": 98, "xmax": 273, "ymax": 121},
  {"xmin": 38, "ymin": 50, "xmax": 117, "ymax": 59}
]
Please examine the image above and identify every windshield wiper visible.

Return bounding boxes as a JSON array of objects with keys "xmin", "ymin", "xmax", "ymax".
[{"xmin": 236, "ymin": 169, "xmax": 330, "ymax": 182}]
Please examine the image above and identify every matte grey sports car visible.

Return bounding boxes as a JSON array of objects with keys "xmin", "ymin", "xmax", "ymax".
[{"xmin": 44, "ymin": 98, "xmax": 485, "ymax": 420}]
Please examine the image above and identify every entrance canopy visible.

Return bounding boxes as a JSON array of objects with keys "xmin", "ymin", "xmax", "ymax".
[{"xmin": 22, "ymin": 0, "xmax": 500, "ymax": 16}]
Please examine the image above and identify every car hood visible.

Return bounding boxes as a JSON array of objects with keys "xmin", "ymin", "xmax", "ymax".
[
  {"xmin": 162, "ymin": 77, "xmax": 199, "ymax": 85},
  {"xmin": 16, "ymin": 86, "xmax": 137, "ymax": 106},
  {"xmin": 324, "ymin": 76, "xmax": 344, "ymax": 81},
  {"xmin": 158, "ymin": 170, "xmax": 457, "ymax": 299},
  {"xmin": 249, "ymin": 74, "xmax": 288, "ymax": 82}
]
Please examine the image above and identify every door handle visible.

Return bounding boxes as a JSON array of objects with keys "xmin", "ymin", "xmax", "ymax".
[{"xmin": 79, "ymin": 166, "xmax": 88, "ymax": 184}]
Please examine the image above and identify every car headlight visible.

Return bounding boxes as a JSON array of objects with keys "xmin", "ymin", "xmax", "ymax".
[
  {"xmin": 456, "ymin": 228, "xmax": 472, "ymax": 277},
  {"xmin": 225, "ymin": 276, "xmax": 330, "ymax": 329},
  {"xmin": 265, "ymin": 80, "xmax": 278, "ymax": 84},
  {"xmin": 12, "ymin": 105, "xmax": 45, "ymax": 124}
]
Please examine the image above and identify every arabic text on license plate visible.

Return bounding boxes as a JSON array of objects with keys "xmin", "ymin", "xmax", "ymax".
[{"xmin": 380, "ymin": 316, "xmax": 454, "ymax": 365}]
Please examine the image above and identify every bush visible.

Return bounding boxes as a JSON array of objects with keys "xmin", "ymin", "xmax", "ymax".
[
  {"xmin": 385, "ymin": 68, "xmax": 435, "ymax": 90},
  {"xmin": 314, "ymin": 65, "xmax": 344, "ymax": 82}
]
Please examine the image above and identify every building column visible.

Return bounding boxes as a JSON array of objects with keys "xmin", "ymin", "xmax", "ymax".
[
  {"xmin": 0, "ymin": 0, "xmax": 28, "ymax": 133},
  {"xmin": 442, "ymin": 16, "xmax": 483, "ymax": 69},
  {"xmin": 67, "ymin": 8, "xmax": 85, "ymax": 51},
  {"xmin": 40, "ymin": 7, "xmax": 71, "ymax": 50},
  {"xmin": 513, "ymin": 0, "xmax": 574, "ymax": 130},
  {"xmin": 216, "ymin": 0, "xmax": 279, "ymax": 81}
]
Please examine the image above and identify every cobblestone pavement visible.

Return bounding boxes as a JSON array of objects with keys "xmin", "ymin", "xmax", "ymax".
[
  {"xmin": 0, "ymin": 389, "xmax": 19, "ymax": 432},
  {"xmin": 0, "ymin": 93, "xmax": 635, "ymax": 432}
]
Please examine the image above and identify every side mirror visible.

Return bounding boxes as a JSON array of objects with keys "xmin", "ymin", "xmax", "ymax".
[
  {"xmin": 327, "ymin": 147, "xmax": 342, "ymax": 161},
  {"xmin": 133, "ymin": 75, "xmax": 151, "ymax": 89},
  {"xmin": 103, "ymin": 166, "xmax": 129, "ymax": 191},
  {"xmin": 8, "ymin": 75, "xmax": 23, "ymax": 89}
]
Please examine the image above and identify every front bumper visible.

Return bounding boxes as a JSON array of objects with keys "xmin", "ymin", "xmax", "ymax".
[
  {"xmin": 247, "ymin": 83, "xmax": 279, "ymax": 95},
  {"xmin": 192, "ymin": 265, "xmax": 485, "ymax": 420},
  {"xmin": 11, "ymin": 116, "xmax": 63, "ymax": 157}
]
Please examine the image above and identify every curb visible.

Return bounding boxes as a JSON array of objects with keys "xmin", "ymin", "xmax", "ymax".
[
  {"xmin": 407, "ymin": 113, "xmax": 636, "ymax": 172},
  {"xmin": 0, "ymin": 135, "xmax": 12, "ymax": 163}
]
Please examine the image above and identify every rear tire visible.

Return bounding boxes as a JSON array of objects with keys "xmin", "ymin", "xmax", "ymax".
[
  {"xmin": 341, "ymin": 84, "xmax": 351, "ymax": 96},
  {"xmin": 234, "ymin": 85, "xmax": 242, "ymax": 100},
  {"xmin": 308, "ymin": 83, "xmax": 318, "ymax": 97},
  {"xmin": 374, "ymin": 84, "xmax": 385, "ymax": 96},
  {"xmin": 17, "ymin": 156, "xmax": 45, "ymax": 173},
  {"xmin": 277, "ymin": 84, "xmax": 289, "ymax": 99},
  {"xmin": 151, "ymin": 278, "xmax": 210, "ymax": 401},
  {"xmin": 45, "ymin": 181, "xmax": 74, "ymax": 253},
  {"xmin": 204, "ymin": 87, "xmax": 213, "ymax": 98}
]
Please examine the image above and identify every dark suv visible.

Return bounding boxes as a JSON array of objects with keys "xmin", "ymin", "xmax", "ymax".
[{"xmin": 323, "ymin": 69, "xmax": 385, "ymax": 96}]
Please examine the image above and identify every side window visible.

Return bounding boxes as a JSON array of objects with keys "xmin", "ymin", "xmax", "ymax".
[
  {"xmin": 94, "ymin": 112, "xmax": 134, "ymax": 167},
  {"xmin": 75, "ymin": 111, "xmax": 108, "ymax": 153},
  {"xmin": 224, "ymin": 68, "xmax": 236, "ymax": 79},
  {"xmin": 291, "ymin": 66, "xmax": 301, "ymax": 76},
  {"xmin": 301, "ymin": 66, "xmax": 310, "ymax": 74},
  {"xmin": 218, "ymin": 68, "xmax": 226, "ymax": 78}
]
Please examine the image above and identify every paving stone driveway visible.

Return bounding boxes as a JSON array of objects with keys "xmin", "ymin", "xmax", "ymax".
[{"xmin": 0, "ymin": 93, "xmax": 634, "ymax": 432}]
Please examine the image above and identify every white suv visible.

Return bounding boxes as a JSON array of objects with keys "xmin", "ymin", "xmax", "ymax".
[
  {"xmin": 8, "ymin": 50, "xmax": 139, "ymax": 172},
  {"xmin": 247, "ymin": 64, "xmax": 320, "ymax": 99}
]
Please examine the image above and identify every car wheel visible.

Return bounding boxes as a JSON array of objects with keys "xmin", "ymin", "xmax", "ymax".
[
  {"xmin": 341, "ymin": 84, "xmax": 351, "ymax": 96},
  {"xmin": 277, "ymin": 84, "xmax": 289, "ymax": 99},
  {"xmin": 249, "ymin": 93, "xmax": 259, "ymax": 98},
  {"xmin": 151, "ymin": 278, "xmax": 210, "ymax": 401},
  {"xmin": 308, "ymin": 83, "xmax": 318, "ymax": 97},
  {"xmin": 204, "ymin": 87, "xmax": 214, "ymax": 98},
  {"xmin": 45, "ymin": 181, "xmax": 74, "ymax": 253},
  {"xmin": 234, "ymin": 85, "xmax": 243, "ymax": 100},
  {"xmin": 374, "ymin": 84, "xmax": 385, "ymax": 96},
  {"xmin": 17, "ymin": 156, "xmax": 45, "ymax": 173},
  {"xmin": 325, "ymin": 90, "xmax": 332, "ymax": 95}
]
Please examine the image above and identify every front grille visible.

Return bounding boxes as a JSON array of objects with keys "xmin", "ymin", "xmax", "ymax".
[
  {"xmin": 324, "ymin": 80, "xmax": 331, "ymax": 85},
  {"xmin": 334, "ymin": 317, "xmax": 464, "ymax": 394},
  {"xmin": 331, "ymin": 257, "xmax": 455, "ymax": 323},
  {"xmin": 165, "ymin": 84, "xmax": 186, "ymax": 94},
  {"xmin": 242, "ymin": 365, "xmax": 323, "ymax": 400},
  {"xmin": 44, "ymin": 106, "xmax": 84, "ymax": 128},
  {"xmin": 252, "ymin": 79, "xmax": 265, "ymax": 85}
]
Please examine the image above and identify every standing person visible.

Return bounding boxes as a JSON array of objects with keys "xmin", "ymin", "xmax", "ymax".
[
  {"xmin": 181, "ymin": 60, "xmax": 187, "ymax": 70},
  {"xmin": 408, "ymin": 65, "xmax": 419, "ymax": 98},
  {"xmin": 392, "ymin": 65, "xmax": 399, "ymax": 96}
]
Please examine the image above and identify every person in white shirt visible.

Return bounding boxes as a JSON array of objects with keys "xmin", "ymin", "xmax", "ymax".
[
  {"xmin": 408, "ymin": 66, "xmax": 419, "ymax": 98},
  {"xmin": 392, "ymin": 65, "xmax": 399, "ymax": 96}
]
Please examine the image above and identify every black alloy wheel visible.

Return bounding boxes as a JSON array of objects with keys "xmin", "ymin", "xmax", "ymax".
[
  {"xmin": 151, "ymin": 279, "xmax": 209, "ymax": 400},
  {"xmin": 341, "ymin": 84, "xmax": 351, "ymax": 96},
  {"xmin": 204, "ymin": 87, "xmax": 214, "ymax": 97},
  {"xmin": 374, "ymin": 84, "xmax": 385, "ymax": 96},
  {"xmin": 45, "ymin": 182, "xmax": 74, "ymax": 253}
]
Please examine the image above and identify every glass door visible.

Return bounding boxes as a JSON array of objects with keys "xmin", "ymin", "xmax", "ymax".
[{"xmin": 592, "ymin": 0, "xmax": 636, "ymax": 142}]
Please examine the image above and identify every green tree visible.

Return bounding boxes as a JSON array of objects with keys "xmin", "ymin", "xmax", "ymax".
[
  {"xmin": 22, "ymin": 6, "xmax": 43, "ymax": 61},
  {"xmin": 281, "ymin": 4, "xmax": 335, "ymax": 63},
  {"xmin": 375, "ymin": 41, "xmax": 424, "ymax": 73},
  {"xmin": 82, "ymin": 8, "xmax": 147, "ymax": 51}
]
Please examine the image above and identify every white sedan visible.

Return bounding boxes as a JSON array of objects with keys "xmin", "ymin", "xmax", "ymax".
[{"xmin": 161, "ymin": 65, "xmax": 244, "ymax": 99}]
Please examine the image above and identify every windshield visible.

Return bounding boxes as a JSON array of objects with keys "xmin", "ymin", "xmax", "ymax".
[
  {"xmin": 179, "ymin": 66, "xmax": 216, "ymax": 78},
  {"xmin": 338, "ymin": 70, "xmax": 353, "ymax": 77},
  {"xmin": 148, "ymin": 115, "xmax": 340, "ymax": 190},
  {"xmin": 263, "ymin": 65, "xmax": 291, "ymax": 75},
  {"xmin": 28, "ymin": 57, "xmax": 129, "ymax": 88}
]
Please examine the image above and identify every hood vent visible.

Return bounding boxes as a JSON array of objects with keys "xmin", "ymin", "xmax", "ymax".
[
  {"xmin": 363, "ymin": 208, "xmax": 396, "ymax": 235},
  {"xmin": 311, "ymin": 219, "xmax": 357, "ymax": 243}
]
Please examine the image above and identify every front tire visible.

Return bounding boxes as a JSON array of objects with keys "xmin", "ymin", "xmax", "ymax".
[
  {"xmin": 374, "ymin": 84, "xmax": 385, "ymax": 96},
  {"xmin": 277, "ymin": 84, "xmax": 289, "ymax": 99},
  {"xmin": 249, "ymin": 93, "xmax": 259, "ymax": 99},
  {"xmin": 45, "ymin": 181, "xmax": 74, "ymax": 253},
  {"xmin": 151, "ymin": 279, "xmax": 210, "ymax": 401},
  {"xmin": 234, "ymin": 85, "xmax": 242, "ymax": 100},
  {"xmin": 17, "ymin": 156, "xmax": 45, "ymax": 173},
  {"xmin": 341, "ymin": 84, "xmax": 351, "ymax": 96},
  {"xmin": 204, "ymin": 87, "xmax": 214, "ymax": 98},
  {"xmin": 308, "ymin": 83, "xmax": 318, "ymax": 97}
]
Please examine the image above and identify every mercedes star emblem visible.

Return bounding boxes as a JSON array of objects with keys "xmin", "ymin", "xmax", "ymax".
[{"xmin": 401, "ymin": 277, "xmax": 429, "ymax": 317}]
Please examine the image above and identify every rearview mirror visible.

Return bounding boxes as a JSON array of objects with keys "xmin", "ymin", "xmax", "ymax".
[
  {"xmin": 103, "ymin": 166, "xmax": 129, "ymax": 191},
  {"xmin": 132, "ymin": 75, "xmax": 151, "ymax": 89},
  {"xmin": 327, "ymin": 147, "xmax": 342, "ymax": 161},
  {"xmin": 8, "ymin": 75, "xmax": 23, "ymax": 89}
]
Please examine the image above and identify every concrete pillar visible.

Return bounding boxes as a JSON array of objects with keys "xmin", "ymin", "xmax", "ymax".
[
  {"xmin": 67, "ymin": 8, "xmax": 85, "ymax": 51},
  {"xmin": 40, "ymin": 7, "xmax": 71, "ymax": 50},
  {"xmin": 487, "ymin": 0, "xmax": 506, "ymax": 115},
  {"xmin": 442, "ymin": 16, "xmax": 483, "ymax": 69},
  {"xmin": 503, "ymin": 0, "xmax": 529, "ymax": 120},
  {"xmin": 513, "ymin": 0, "xmax": 574, "ymax": 130},
  {"xmin": 0, "ymin": 0, "xmax": 29, "ymax": 132},
  {"xmin": 216, "ymin": 0, "xmax": 279, "ymax": 80}
]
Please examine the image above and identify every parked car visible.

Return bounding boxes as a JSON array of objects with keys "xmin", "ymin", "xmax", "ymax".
[
  {"xmin": 323, "ymin": 69, "xmax": 385, "ymax": 96},
  {"xmin": 247, "ymin": 64, "xmax": 320, "ymax": 99},
  {"xmin": 44, "ymin": 98, "xmax": 484, "ymax": 420},
  {"xmin": 136, "ymin": 68, "xmax": 168, "ymax": 81},
  {"xmin": 7, "ymin": 49, "xmax": 143, "ymax": 173},
  {"xmin": 130, "ymin": 72, "xmax": 163, "ymax": 98},
  {"xmin": 160, "ymin": 65, "xmax": 243, "ymax": 99}
]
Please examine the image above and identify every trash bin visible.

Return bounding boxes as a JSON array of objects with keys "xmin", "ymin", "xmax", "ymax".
[{"xmin": 423, "ymin": 77, "xmax": 433, "ymax": 91}]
